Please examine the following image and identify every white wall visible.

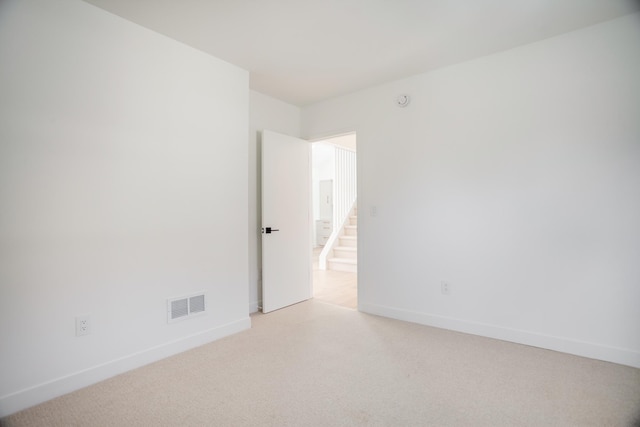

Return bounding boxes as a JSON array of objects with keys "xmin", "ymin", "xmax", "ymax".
[
  {"xmin": 312, "ymin": 144, "xmax": 335, "ymax": 213},
  {"xmin": 248, "ymin": 91, "xmax": 301, "ymax": 312},
  {"xmin": 0, "ymin": 0, "xmax": 250, "ymax": 415},
  {"xmin": 302, "ymin": 13, "xmax": 640, "ymax": 367}
]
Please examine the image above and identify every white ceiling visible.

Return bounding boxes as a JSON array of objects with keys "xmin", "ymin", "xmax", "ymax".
[{"xmin": 83, "ymin": 0, "xmax": 639, "ymax": 106}]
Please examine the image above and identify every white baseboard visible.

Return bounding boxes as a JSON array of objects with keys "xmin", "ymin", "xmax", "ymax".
[
  {"xmin": 0, "ymin": 317, "xmax": 251, "ymax": 417},
  {"xmin": 249, "ymin": 300, "xmax": 260, "ymax": 314},
  {"xmin": 359, "ymin": 301, "xmax": 640, "ymax": 369}
]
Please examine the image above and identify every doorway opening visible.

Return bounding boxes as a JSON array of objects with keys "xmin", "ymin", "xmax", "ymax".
[{"xmin": 311, "ymin": 134, "xmax": 357, "ymax": 309}]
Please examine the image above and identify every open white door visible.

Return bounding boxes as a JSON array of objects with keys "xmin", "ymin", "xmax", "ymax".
[{"xmin": 261, "ymin": 130, "xmax": 311, "ymax": 313}]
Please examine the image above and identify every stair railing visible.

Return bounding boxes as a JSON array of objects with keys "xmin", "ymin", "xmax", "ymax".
[{"xmin": 319, "ymin": 145, "xmax": 357, "ymax": 269}]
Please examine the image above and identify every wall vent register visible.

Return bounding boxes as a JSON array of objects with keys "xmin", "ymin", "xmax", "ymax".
[{"xmin": 167, "ymin": 293, "xmax": 206, "ymax": 323}]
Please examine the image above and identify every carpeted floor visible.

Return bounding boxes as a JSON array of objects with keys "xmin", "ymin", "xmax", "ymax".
[{"xmin": 3, "ymin": 300, "xmax": 640, "ymax": 426}]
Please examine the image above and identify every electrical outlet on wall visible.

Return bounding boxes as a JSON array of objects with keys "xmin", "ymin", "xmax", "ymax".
[
  {"xmin": 76, "ymin": 315, "xmax": 91, "ymax": 336},
  {"xmin": 441, "ymin": 281, "xmax": 451, "ymax": 295}
]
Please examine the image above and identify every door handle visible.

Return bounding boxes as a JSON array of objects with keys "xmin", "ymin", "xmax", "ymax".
[{"xmin": 262, "ymin": 227, "xmax": 280, "ymax": 234}]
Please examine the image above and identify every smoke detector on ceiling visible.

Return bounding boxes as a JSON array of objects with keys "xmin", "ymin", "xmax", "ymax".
[{"xmin": 396, "ymin": 94, "xmax": 411, "ymax": 108}]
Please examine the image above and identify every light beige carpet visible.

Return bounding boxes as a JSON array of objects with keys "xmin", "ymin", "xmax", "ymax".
[{"xmin": 3, "ymin": 300, "xmax": 639, "ymax": 426}]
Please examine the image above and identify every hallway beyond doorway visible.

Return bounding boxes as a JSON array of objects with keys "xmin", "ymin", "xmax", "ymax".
[{"xmin": 313, "ymin": 248, "xmax": 357, "ymax": 309}]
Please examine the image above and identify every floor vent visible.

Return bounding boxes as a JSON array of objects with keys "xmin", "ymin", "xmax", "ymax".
[{"xmin": 167, "ymin": 292, "xmax": 206, "ymax": 323}]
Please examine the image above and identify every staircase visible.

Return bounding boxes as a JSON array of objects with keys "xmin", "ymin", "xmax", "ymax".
[{"xmin": 327, "ymin": 209, "xmax": 357, "ymax": 273}]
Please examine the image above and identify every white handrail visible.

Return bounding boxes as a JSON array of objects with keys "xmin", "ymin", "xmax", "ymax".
[{"xmin": 319, "ymin": 200, "xmax": 356, "ymax": 269}]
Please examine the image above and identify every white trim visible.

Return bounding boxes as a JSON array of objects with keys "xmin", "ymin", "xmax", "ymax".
[
  {"xmin": 306, "ymin": 129, "xmax": 356, "ymax": 143},
  {"xmin": 0, "ymin": 317, "xmax": 251, "ymax": 417},
  {"xmin": 311, "ymin": 138, "xmax": 356, "ymax": 153},
  {"xmin": 249, "ymin": 300, "xmax": 260, "ymax": 313},
  {"xmin": 359, "ymin": 302, "xmax": 640, "ymax": 369}
]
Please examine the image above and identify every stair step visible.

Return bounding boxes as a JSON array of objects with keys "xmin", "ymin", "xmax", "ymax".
[
  {"xmin": 349, "ymin": 216, "xmax": 357, "ymax": 225},
  {"xmin": 327, "ymin": 257, "xmax": 357, "ymax": 273},
  {"xmin": 328, "ymin": 257, "xmax": 356, "ymax": 264},
  {"xmin": 344, "ymin": 225, "xmax": 357, "ymax": 236},
  {"xmin": 339, "ymin": 235, "xmax": 357, "ymax": 247},
  {"xmin": 334, "ymin": 246, "xmax": 357, "ymax": 259}
]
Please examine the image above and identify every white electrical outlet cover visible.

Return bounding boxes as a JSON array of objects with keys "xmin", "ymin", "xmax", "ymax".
[{"xmin": 76, "ymin": 315, "xmax": 91, "ymax": 336}]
